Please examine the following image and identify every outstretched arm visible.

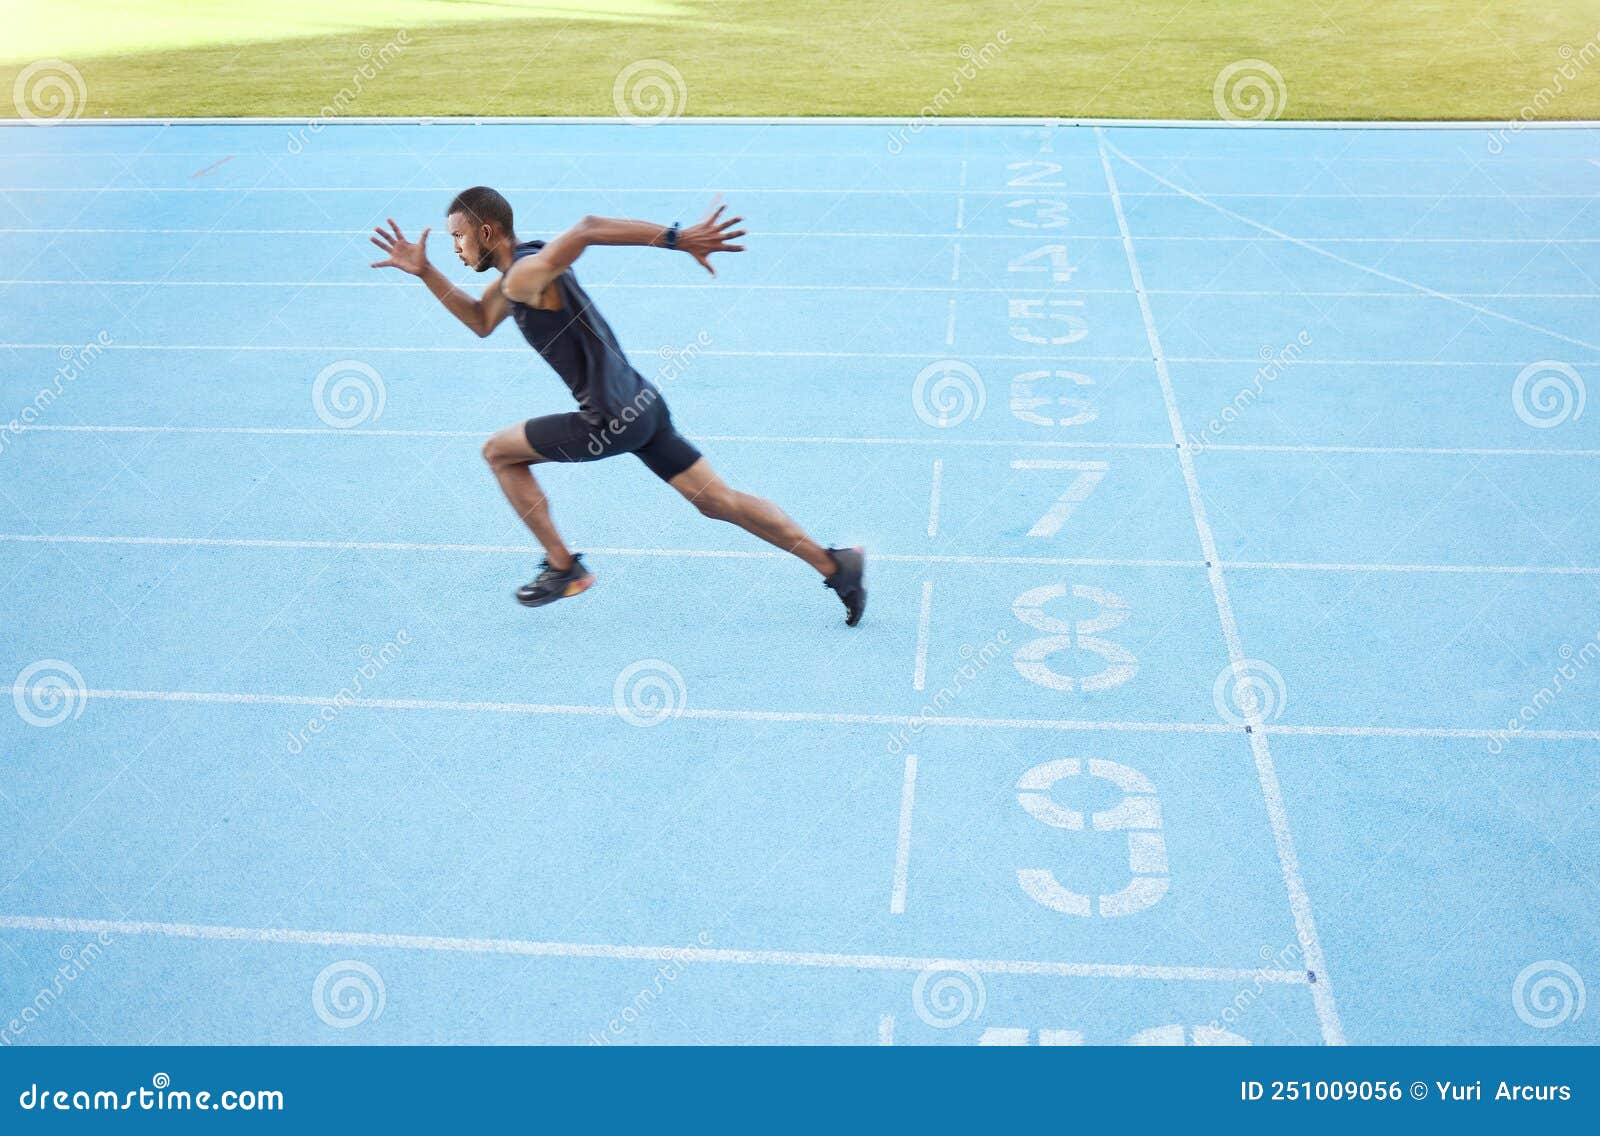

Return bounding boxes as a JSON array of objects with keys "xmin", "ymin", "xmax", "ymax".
[
  {"xmin": 369, "ymin": 219, "xmax": 508, "ymax": 338},
  {"xmin": 500, "ymin": 201, "xmax": 746, "ymax": 304}
]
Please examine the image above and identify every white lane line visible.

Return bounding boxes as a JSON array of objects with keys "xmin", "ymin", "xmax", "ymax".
[
  {"xmin": 0, "ymin": 144, "xmax": 1590, "ymax": 159},
  {"xmin": 1103, "ymin": 136, "xmax": 1600, "ymax": 354},
  {"xmin": 5, "ymin": 425, "xmax": 1171, "ymax": 450},
  {"xmin": 1100, "ymin": 127, "xmax": 1344, "ymax": 1046},
  {"xmin": 890, "ymin": 754, "xmax": 919, "ymax": 915},
  {"xmin": 0, "ymin": 185, "xmax": 1097, "ymax": 195},
  {"xmin": 913, "ymin": 582, "xmax": 934, "ymax": 692},
  {"xmin": 0, "ymin": 115, "xmax": 1587, "ymax": 132},
  {"xmin": 3, "ymin": 112, "xmax": 1587, "ymax": 127},
  {"xmin": 0, "ymin": 532, "xmax": 1201, "ymax": 570},
  {"xmin": 0, "ymin": 341, "xmax": 1155, "ymax": 361},
  {"xmin": 878, "ymin": 1014, "xmax": 896, "ymax": 1045},
  {"xmin": 6, "ymin": 227, "xmax": 1600, "ymax": 243},
  {"xmin": 9, "ymin": 342, "xmax": 1600, "ymax": 367},
  {"xmin": 1204, "ymin": 442, "xmax": 1600, "ymax": 457},
  {"xmin": 20, "ymin": 685, "xmax": 1600, "ymax": 742},
  {"xmin": 0, "ymin": 112, "xmax": 1589, "ymax": 127},
  {"xmin": 1227, "ymin": 560, "xmax": 1600, "ymax": 576},
  {"xmin": 5, "ymin": 534, "xmax": 1597, "ymax": 576},
  {"xmin": 0, "ymin": 914, "xmax": 1306, "ymax": 984},
  {"xmin": 12, "ymin": 424, "xmax": 1600, "ymax": 459},
  {"xmin": 12, "ymin": 278, "xmax": 1600, "ymax": 299},
  {"xmin": 9, "ymin": 182, "xmax": 1600, "ymax": 200},
  {"xmin": 3, "ymin": 684, "xmax": 1241, "ymax": 734},
  {"xmin": 927, "ymin": 458, "xmax": 944, "ymax": 537}
]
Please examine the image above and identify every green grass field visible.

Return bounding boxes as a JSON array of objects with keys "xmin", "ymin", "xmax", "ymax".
[{"xmin": 3, "ymin": 0, "xmax": 1599, "ymax": 121}]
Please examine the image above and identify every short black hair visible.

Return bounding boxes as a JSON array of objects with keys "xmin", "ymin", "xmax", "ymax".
[{"xmin": 446, "ymin": 186, "xmax": 513, "ymax": 235}]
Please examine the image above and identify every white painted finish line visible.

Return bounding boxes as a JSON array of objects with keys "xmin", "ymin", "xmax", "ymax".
[
  {"xmin": 1100, "ymin": 127, "xmax": 1345, "ymax": 1047},
  {"xmin": 0, "ymin": 915, "xmax": 1309, "ymax": 985}
]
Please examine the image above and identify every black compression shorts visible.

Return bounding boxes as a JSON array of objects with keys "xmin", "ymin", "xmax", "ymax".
[{"xmin": 522, "ymin": 388, "xmax": 702, "ymax": 482}]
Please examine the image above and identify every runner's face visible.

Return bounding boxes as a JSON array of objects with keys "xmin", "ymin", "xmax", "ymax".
[{"xmin": 447, "ymin": 212, "xmax": 497, "ymax": 272}]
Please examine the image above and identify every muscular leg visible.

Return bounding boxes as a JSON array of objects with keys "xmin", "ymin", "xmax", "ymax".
[
  {"xmin": 482, "ymin": 424, "xmax": 574, "ymax": 570},
  {"xmin": 668, "ymin": 458, "xmax": 837, "ymax": 576}
]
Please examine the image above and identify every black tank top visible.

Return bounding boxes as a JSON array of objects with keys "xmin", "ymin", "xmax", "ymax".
[{"xmin": 505, "ymin": 240, "xmax": 650, "ymax": 422}]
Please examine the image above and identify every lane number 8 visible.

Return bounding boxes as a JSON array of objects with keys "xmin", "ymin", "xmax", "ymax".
[{"xmin": 1012, "ymin": 584, "xmax": 1137, "ymax": 692}]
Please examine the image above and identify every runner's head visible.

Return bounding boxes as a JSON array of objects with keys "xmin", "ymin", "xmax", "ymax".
[{"xmin": 446, "ymin": 186, "xmax": 514, "ymax": 272}]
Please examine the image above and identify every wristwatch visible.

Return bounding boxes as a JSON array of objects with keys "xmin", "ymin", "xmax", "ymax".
[{"xmin": 664, "ymin": 222, "xmax": 680, "ymax": 250}]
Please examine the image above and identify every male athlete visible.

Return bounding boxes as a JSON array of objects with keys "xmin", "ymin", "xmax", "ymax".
[{"xmin": 369, "ymin": 187, "xmax": 865, "ymax": 625}]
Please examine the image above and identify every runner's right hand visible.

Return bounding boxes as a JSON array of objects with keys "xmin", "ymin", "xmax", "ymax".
[{"xmin": 370, "ymin": 218, "xmax": 431, "ymax": 275}]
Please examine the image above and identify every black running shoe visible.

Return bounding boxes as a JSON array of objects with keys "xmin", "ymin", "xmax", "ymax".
[
  {"xmin": 823, "ymin": 546, "xmax": 867, "ymax": 626},
  {"xmin": 516, "ymin": 554, "xmax": 594, "ymax": 607}
]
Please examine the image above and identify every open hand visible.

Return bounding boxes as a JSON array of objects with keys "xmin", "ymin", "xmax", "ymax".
[
  {"xmin": 677, "ymin": 201, "xmax": 746, "ymax": 276},
  {"xmin": 369, "ymin": 218, "xmax": 431, "ymax": 275}
]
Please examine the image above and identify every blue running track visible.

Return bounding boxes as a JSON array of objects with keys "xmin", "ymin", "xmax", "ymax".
[{"xmin": 1, "ymin": 119, "xmax": 1598, "ymax": 1045}]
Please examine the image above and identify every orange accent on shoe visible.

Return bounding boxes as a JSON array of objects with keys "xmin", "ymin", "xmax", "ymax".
[{"xmin": 563, "ymin": 576, "xmax": 594, "ymax": 598}]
